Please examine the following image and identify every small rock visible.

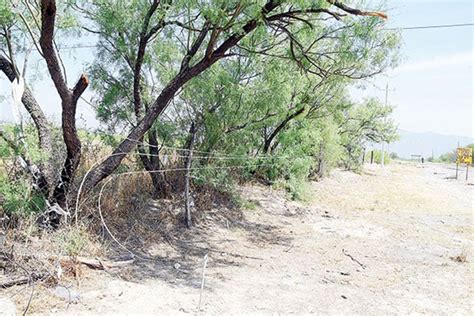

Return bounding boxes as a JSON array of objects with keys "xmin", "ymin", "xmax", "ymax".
[
  {"xmin": 53, "ymin": 285, "xmax": 80, "ymax": 303},
  {"xmin": 0, "ymin": 297, "xmax": 16, "ymax": 316},
  {"xmin": 341, "ymin": 295, "xmax": 348, "ymax": 299}
]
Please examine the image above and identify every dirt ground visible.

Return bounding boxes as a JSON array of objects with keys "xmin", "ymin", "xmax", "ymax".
[{"xmin": 4, "ymin": 161, "xmax": 474, "ymax": 315}]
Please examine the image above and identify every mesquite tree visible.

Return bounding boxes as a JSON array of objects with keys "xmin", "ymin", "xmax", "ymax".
[
  {"xmin": 79, "ymin": 0, "xmax": 391, "ymax": 194},
  {"xmin": 81, "ymin": 0, "xmax": 395, "ymax": 193},
  {"xmin": 1, "ymin": 0, "xmax": 87, "ymax": 209},
  {"xmin": 338, "ymin": 97, "xmax": 398, "ymax": 169},
  {"xmin": 1, "ymin": 0, "xmax": 395, "ymax": 214}
]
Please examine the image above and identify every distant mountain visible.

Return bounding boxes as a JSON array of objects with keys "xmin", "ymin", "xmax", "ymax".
[{"xmin": 389, "ymin": 130, "xmax": 474, "ymax": 159}]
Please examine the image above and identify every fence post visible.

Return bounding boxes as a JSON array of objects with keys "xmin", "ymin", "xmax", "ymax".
[{"xmin": 184, "ymin": 122, "xmax": 196, "ymax": 228}]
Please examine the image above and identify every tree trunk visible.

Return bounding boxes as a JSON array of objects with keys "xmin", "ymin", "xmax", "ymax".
[
  {"xmin": 317, "ymin": 142, "xmax": 325, "ymax": 178},
  {"xmin": 148, "ymin": 129, "xmax": 169, "ymax": 199},
  {"xmin": 81, "ymin": 62, "xmax": 211, "ymax": 194},
  {"xmin": 137, "ymin": 129, "xmax": 169, "ymax": 199},
  {"xmin": 0, "ymin": 55, "xmax": 54, "ymax": 197},
  {"xmin": 40, "ymin": 1, "xmax": 88, "ymax": 207},
  {"xmin": 52, "ymin": 95, "xmax": 83, "ymax": 206},
  {"xmin": 184, "ymin": 122, "xmax": 197, "ymax": 228},
  {"xmin": 263, "ymin": 106, "xmax": 305, "ymax": 154},
  {"xmin": 79, "ymin": 1, "xmax": 282, "ymax": 194}
]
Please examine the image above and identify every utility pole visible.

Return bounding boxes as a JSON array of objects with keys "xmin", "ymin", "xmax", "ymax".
[
  {"xmin": 381, "ymin": 83, "xmax": 389, "ymax": 168},
  {"xmin": 455, "ymin": 141, "xmax": 460, "ymax": 179}
]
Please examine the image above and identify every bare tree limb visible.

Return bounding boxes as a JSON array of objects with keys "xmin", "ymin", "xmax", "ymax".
[{"xmin": 327, "ymin": 0, "xmax": 388, "ymax": 19}]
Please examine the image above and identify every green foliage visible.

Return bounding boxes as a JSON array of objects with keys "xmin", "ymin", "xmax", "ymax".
[
  {"xmin": 54, "ymin": 227, "xmax": 90, "ymax": 257},
  {"xmin": 1, "ymin": 0, "xmax": 401, "ymax": 213},
  {"xmin": 0, "ymin": 175, "xmax": 45, "ymax": 216},
  {"xmin": 438, "ymin": 152, "xmax": 455, "ymax": 163},
  {"xmin": 339, "ymin": 98, "xmax": 398, "ymax": 170},
  {"xmin": 369, "ymin": 150, "xmax": 391, "ymax": 165},
  {"xmin": 233, "ymin": 196, "xmax": 259, "ymax": 211},
  {"xmin": 0, "ymin": 1, "xmax": 14, "ymax": 25},
  {"xmin": 284, "ymin": 176, "xmax": 313, "ymax": 202},
  {"xmin": 0, "ymin": 124, "xmax": 57, "ymax": 217},
  {"xmin": 0, "ymin": 124, "xmax": 55, "ymax": 164}
]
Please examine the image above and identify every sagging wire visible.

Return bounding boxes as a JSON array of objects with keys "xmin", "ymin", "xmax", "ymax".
[{"xmin": 95, "ymin": 162, "xmax": 279, "ymax": 260}]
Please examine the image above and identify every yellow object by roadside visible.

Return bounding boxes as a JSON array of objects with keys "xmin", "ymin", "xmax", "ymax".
[{"xmin": 456, "ymin": 147, "xmax": 472, "ymax": 164}]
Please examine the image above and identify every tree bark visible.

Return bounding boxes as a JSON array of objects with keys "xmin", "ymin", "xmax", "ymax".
[
  {"xmin": 263, "ymin": 106, "xmax": 305, "ymax": 154},
  {"xmin": 317, "ymin": 142, "xmax": 325, "ymax": 178},
  {"xmin": 0, "ymin": 55, "xmax": 54, "ymax": 197},
  {"xmin": 40, "ymin": 0, "xmax": 88, "ymax": 206}
]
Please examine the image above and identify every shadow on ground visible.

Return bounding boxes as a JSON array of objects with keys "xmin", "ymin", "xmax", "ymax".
[{"xmin": 94, "ymin": 186, "xmax": 294, "ymax": 290}]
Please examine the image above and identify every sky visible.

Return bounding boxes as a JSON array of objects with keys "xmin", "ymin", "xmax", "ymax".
[
  {"xmin": 352, "ymin": 0, "xmax": 473, "ymax": 138},
  {"xmin": 1, "ymin": 0, "xmax": 473, "ymax": 138}
]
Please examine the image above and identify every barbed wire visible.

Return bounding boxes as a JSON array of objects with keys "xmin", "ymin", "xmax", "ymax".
[
  {"xmin": 95, "ymin": 161, "xmax": 281, "ymax": 260},
  {"xmin": 74, "ymin": 140, "xmax": 312, "ymax": 225}
]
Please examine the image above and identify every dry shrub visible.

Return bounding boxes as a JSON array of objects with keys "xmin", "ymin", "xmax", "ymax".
[
  {"xmin": 57, "ymin": 257, "xmax": 82, "ymax": 279},
  {"xmin": 91, "ymin": 172, "xmax": 179, "ymax": 251},
  {"xmin": 1, "ymin": 214, "xmax": 101, "ymax": 289},
  {"xmin": 82, "ymin": 167, "xmax": 244, "ymax": 255},
  {"xmin": 193, "ymin": 183, "xmax": 229, "ymax": 210},
  {"xmin": 450, "ymin": 248, "xmax": 469, "ymax": 263}
]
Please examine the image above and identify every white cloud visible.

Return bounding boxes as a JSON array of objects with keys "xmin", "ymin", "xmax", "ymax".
[{"xmin": 391, "ymin": 51, "xmax": 474, "ymax": 75}]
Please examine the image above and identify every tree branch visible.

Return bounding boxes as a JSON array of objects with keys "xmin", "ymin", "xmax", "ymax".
[
  {"xmin": 327, "ymin": 0, "xmax": 388, "ymax": 19},
  {"xmin": 39, "ymin": 0, "xmax": 70, "ymax": 100}
]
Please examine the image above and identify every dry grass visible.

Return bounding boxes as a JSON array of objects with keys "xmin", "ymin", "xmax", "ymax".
[
  {"xmin": 83, "ymin": 169, "xmax": 242, "ymax": 258},
  {"xmin": 0, "ymin": 216, "xmax": 104, "ymax": 314}
]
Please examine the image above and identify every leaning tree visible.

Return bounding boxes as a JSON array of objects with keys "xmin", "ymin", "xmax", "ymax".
[
  {"xmin": 1, "ymin": 0, "xmax": 393, "ymax": 214},
  {"xmin": 79, "ymin": 0, "xmax": 394, "ymax": 193}
]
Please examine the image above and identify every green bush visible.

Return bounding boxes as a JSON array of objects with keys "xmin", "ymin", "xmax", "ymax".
[
  {"xmin": 0, "ymin": 175, "xmax": 45, "ymax": 216},
  {"xmin": 365, "ymin": 149, "xmax": 390, "ymax": 165},
  {"xmin": 285, "ymin": 176, "xmax": 313, "ymax": 201},
  {"xmin": 54, "ymin": 227, "xmax": 91, "ymax": 257},
  {"xmin": 438, "ymin": 151, "xmax": 455, "ymax": 163}
]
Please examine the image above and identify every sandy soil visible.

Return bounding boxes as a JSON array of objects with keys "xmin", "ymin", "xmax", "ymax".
[{"xmin": 4, "ymin": 161, "xmax": 474, "ymax": 315}]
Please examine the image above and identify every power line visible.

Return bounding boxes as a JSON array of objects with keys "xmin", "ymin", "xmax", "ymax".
[
  {"xmin": 388, "ymin": 22, "xmax": 474, "ymax": 31},
  {"xmin": 56, "ymin": 44, "xmax": 97, "ymax": 50},
  {"xmin": 51, "ymin": 23, "xmax": 474, "ymax": 50}
]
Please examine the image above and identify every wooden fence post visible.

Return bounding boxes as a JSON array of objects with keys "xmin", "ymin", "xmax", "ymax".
[{"xmin": 184, "ymin": 122, "xmax": 196, "ymax": 228}]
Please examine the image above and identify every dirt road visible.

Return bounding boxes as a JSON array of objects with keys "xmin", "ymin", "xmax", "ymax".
[{"xmin": 12, "ymin": 161, "xmax": 474, "ymax": 314}]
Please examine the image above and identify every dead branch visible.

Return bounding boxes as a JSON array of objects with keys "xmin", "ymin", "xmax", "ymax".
[
  {"xmin": 327, "ymin": 0, "xmax": 388, "ymax": 19},
  {"xmin": 72, "ymin": 256, "xmax": 135, "ymax": 270},
  {"xmin": 342, "ymin": 248, "xmax": 366, "ymax": 269},
  {"xmin": 0, "ymin": 273, "xmax": 44, "ymax": 289}
]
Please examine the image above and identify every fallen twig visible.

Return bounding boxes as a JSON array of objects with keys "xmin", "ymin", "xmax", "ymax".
[
  {"xmin": 198, "ymin": 253, "xmax": 209, "ymax": 313},
  {"xmin": 71, "ymin": 256, "xmax": 135, "ymax": 270},
  {"xmin": 342, "ymin": 248, "xmax": 366, "ymax": 269},
  {"xmin": 1, "ymin": 276, "xmax": 33, "ymax": 289}
]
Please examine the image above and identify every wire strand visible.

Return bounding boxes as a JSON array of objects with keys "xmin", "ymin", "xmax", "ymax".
[
  {"xmin": 388, "ymin": 23, "xmax": 474, "ymax": 31},
  {"xmin": 24, "ymin": 23, "xmax": 474, "ymax": 52},
  {"xmin": 96, "ymin": 162, "xmax": 279, "ymax": 260}
]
